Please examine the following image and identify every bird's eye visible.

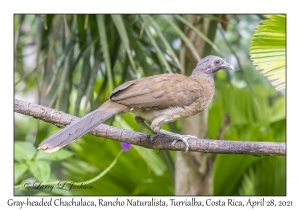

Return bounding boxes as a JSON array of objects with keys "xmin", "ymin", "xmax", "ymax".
[{"xmin": 214, "ymin": 60, "xmax": 220, "ymax": 65}]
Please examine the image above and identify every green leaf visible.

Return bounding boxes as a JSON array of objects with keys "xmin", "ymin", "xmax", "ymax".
[
  {"xmin": 29, "ymin": 160, "xmax": 51, "ymax": 182},
  {"xmin": 96, "ymin": 15, "xmax": 113, "ymax": 93},
  {"xmin": 162, "ymin": 15, "xmax": 200, "ymax": 61},
  {"xmin": 133, "ymin": 146, "xmax": 166, "ymax": 176},
  {"xmin": 111, "ymin": 15, "xmax": 136, "ymax": 71},
  {"xmin": 238, "ymin": 157, "xmax": 286, "ymax": 195},
  {"xmin": 35, "ymin": 149, "xmax": 74, "ymax": 161},
  {"xmin": 270, "ymin": 97, "xmax": 286, "ymax": 123},
  {"xmin": 76, "ymin": 15, "xmax": 87, "ymax": 49},
  {"xmin": 141, "ymin": 15, "xmax": 174, "ymax": 73},
  {"xmin": 64, "ymin": 137, "xmax": 173, "ymax": 195},
  {"xmin": 15, "ymin": 163, "xmax": 28, "ymax": 183},
  {"xmin": 175, "ymin": 15, "xmax": 220, "ymax": 53},
  {"xmin": 211, "ymin": 84, "xmax": 286, "ymax": 195},
  {"xmin": 146, "ymin": 15, "xmax": 183, "ymax": 72},
  {"xmin": 214, "ymin": 154, "xmax": 262, "ymax": 195},
  {"xmin": 250, "ymin": 15, "xmax": 286, "ymax": 90},
  {"xmin": 15, "ymin": 141, "xmax": 37, "ymax": 162}
]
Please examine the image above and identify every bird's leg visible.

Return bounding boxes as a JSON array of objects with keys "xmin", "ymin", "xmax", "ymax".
[
  {"xmin": 134, "ymin": 116, "xmax": 161, "ymax": 141},
  {"xmin": 134, "ymin": 116, "xmax": 155, "ymax": 132},
  {"xmin": 134, "ymin": 116, "xmax": 196, "ymax": 152}
]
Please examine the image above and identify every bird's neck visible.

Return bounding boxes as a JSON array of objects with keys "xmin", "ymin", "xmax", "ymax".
[
  {"xmin": 190, "ymin": 71, "xmax": 215, "ymax": 84},
  {"xmin": 189, "ymin": 72, "xmax": 215, "ymax": 100}
]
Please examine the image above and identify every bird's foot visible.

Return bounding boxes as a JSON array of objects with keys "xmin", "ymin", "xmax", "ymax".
[
  {"xmin": 158, "ymin": 129, "xmax": 196, "ymax": 152},
  {"xmin": 170, "ymin": 134, "xmax": 196, "ymax": 152},
  {"xmin": 134, "ymin": 116, "xmax": 196, "ymax": 152}
]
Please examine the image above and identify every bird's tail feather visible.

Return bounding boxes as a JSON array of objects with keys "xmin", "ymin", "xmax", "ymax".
[{"xmin": 38, "ymin": 101, "xmax": 128, "ymax": 153}]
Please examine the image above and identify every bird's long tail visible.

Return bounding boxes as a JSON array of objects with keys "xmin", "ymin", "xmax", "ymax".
[{"xmin": 38, "ymin": 100, "xmax": 128, "ymax": 153}]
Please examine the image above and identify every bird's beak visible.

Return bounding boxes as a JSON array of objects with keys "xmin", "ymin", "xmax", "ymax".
[{"xmin": 222, "ymin": 63, "xmax": 234, "ymax": 71}]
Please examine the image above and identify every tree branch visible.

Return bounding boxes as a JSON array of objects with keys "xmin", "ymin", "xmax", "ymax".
[{"xmin": 14, "ymin": 99, "xmax": 286, "ymax": 156}]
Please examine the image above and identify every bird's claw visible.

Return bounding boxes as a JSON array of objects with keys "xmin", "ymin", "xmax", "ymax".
[
  {"xmin": 171, "ymin": 140, "xmax": 178, "ymax": 147},
  {"xmin": 171, "ymin": 135, "xmax": 196, "ymax": 152}
]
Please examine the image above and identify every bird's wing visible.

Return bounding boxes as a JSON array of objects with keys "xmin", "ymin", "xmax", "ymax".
[{"xmin": 110, "ymin": 74, "xmax": 203, "ymax": 109}]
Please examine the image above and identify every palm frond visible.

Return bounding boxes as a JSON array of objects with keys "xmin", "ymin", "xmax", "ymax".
[{"xmin": 250, "ymin": 15, "xmax": 286, "ymax": 90}]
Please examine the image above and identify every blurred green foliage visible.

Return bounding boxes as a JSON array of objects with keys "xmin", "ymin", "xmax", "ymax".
[{"xmin": 14, "ymin": 14, "xmax": 285, "ymax": 196}]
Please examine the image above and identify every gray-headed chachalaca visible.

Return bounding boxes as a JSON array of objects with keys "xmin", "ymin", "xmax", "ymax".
[{"xmin": 39, "ymin": 55, "xmax": 233, "ymax": 152}]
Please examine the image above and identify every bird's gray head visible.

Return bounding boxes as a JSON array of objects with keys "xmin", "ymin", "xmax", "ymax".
[{"xmin": 192, "ymin": 55, "xmax": 234, "ymax": 77}]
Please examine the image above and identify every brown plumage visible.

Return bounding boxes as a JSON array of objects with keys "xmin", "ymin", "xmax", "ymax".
[{"xmin": 39, "ymin": 55, "xmax": 233, "ymax": 152}]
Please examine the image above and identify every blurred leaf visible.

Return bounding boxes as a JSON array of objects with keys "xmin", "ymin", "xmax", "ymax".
[
  {"xmin": 76, "ymin": 15, "xmax": 87, "ymax": 49},
  {"xmin": 146, "ymin": 15, "xmax": 183, "ymax": 72},
  {"xmin": 35, "ymin": 149, "xmax": 74, "ymax": 161},
  {"xmin": 270, "ymin": 97, "xmax": 286, "ymax": 122},
  {"xmin": 239, "ymin": 156, "xmax": 286, "ymax": 195},
  {"xmin": 214, "ymin": 153, "xmax": 262, "ymax": 195},
  {"xmin": 175, "ymin": 14, "xmax": 220, "ymax": 53},
  {"xmin": 97, "ymin": 15, "xmax": 113, "ymax": 93},
  {"xmin": 37, "ymin": 14, "xmax": 54, "ymax": 52},
  {"xmin": 211, "ymin": 85, "xmax": 286, "ymax": 196},
  {"xmin": 162, "ymin": 15, "xmax": 200, "ymax": 61},
  {"xmin": 141, "ymin": 15, "xmax": 172, "ymax": 73},
  {"xmin": 133, "ymin": 146, "xmax": 166, "ymax": 176},
  {"xmin": 209, "ymin": 85, "xmax": 277, "ymax": 138},
  {"xmin": 15, "ymin": 163, "xmax": 28, "ymax": 183},
  {"xmin": 238, "ymin": 168, "xmax": 256, "ymax": 195},
  {"xmin": 15, "ymin": 141, "xmax": 37, "ymax": 162},
  {"xmin": 29, "ymin": 160, "xmax": 51, "ymax": 182},
  {"xmin": 56, "ymin": 27, "xmax": 76, "ymax": 111},
  {"xmin": 132, "ymin": 171, "xmax": 173, "ymax": 195},
  {"xmin": 63, "ymin": 136, "xmax": 173, "ymax": 195},
  {"xmin": 73, "ymin": 48, "xmax": 91, "ymax": 116},
  {"xmin": 250, "ymin": 15, "xmax": 286, "ymax": 90},
  {"xmin": 111, "ymin": 15, "xmax": 136, "ymax": 71}
]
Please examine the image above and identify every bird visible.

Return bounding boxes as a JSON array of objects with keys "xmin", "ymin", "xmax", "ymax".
[{"xmin": 39, "ymin": 55, "xmax": 234, "ymax": 153}]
